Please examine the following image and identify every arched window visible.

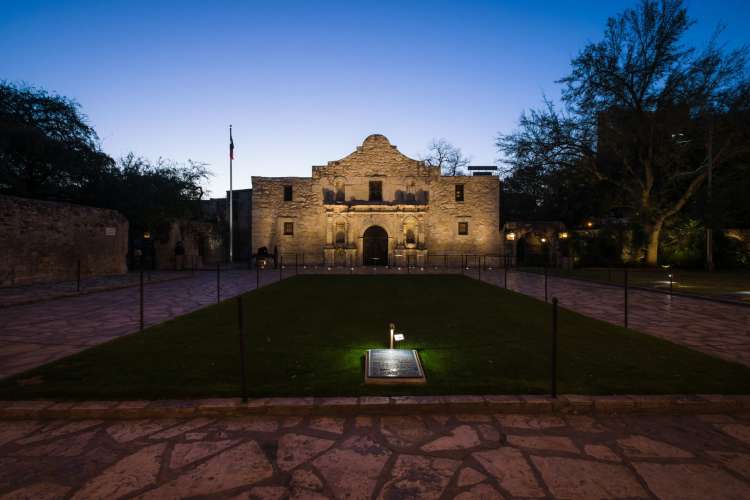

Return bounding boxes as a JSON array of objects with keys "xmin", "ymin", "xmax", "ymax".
[
  {"xmin": 405, "ymin": 177, "xmax": 416, "ymax": 202},
  {"xmin": 405, "ymin": 229, "xmax": 416, "ymax": 245}
]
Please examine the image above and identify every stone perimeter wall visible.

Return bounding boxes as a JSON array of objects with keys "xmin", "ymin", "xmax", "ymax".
[
  {"xmin": 252, "ymin": 134, "xmax": 502, "ymax": 265},
  {"xmin": 0, "ymin": 195, "xmax": 128, "ymax": 286}
]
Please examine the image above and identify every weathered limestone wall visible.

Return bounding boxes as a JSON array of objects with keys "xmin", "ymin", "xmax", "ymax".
[
  {"xmin": 251, "ymin": 177, "xmax": 323, "ymax": 262},
  {"xmin": 0, "ymin": 195, "xmax": 128, "ymax": 286},
  {"xmin": 428, "ymin": 176, "xmax": 501, "ymax": 256},
  {"xmin": 251, "ymin": 134, "xmax": 502, "ymax": 266},
  {"xmin": 152, "ymin": 220, "xmax": 223, "ymax": 269}
]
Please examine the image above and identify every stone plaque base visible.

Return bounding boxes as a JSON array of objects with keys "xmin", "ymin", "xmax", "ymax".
[{"xmin": 365, "ymin": 349, "xmax": 426, "ymax": 385}]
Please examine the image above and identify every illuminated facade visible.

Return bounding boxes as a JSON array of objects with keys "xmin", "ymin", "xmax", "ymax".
[{"xmin": 251, "ymin": 134, "xmax": 502, "ymax": 266}]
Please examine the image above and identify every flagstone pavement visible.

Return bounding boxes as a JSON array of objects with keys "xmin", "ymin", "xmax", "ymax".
[
  {"xmin": 1, "ymin": 412, "xmax": 750, "ymax": 499},
  {"xmin": 0, "ymin": 270, "xmax": 281, "ymax": 379},
  {"xmin": 476, "ymin": 269, "xmax": 750, "ymax": 368}
]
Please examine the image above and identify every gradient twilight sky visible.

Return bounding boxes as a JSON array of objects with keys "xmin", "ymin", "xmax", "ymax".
[{"xmin": 2, "ymin": 1, "xmax": 749, "ymax": 196}]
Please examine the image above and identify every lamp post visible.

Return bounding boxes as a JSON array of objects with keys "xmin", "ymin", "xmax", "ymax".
[{"xmin": 389, "ymin": 323, "xmax": 395, "ymax": 349}]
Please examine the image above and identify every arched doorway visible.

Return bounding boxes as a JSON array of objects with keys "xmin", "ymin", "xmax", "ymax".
[{"xmin": 363, "ymin": 226, "xmax": 388, "ymax": 266}]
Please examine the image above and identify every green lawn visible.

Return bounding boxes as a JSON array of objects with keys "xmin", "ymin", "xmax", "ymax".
[
  {"xmin": 2, "ymin": 275, "xmax": 749, "ymax": 399},
  {"xmin": 522, "ymin": 266, "xmax": 750, "ymax": 302}
]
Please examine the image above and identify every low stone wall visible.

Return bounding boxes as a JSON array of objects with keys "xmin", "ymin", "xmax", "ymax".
[{"xmin": 0, "ymin": 196, "xmax": 128, "ymax": 286}]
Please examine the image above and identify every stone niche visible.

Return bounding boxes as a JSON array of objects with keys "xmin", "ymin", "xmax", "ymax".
[{"xmin": 0, "ymin": 195, "xmax": 129, "ymax": 286}]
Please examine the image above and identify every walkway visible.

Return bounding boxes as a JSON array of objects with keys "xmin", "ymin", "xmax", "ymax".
[
  {"xmin": 0, "ymin": 270, "xmax": 280, "ymax": 379},
  {"xmin": 0, "ymin": 411, "xmax": 749, "ymax": 499},
  {"xmin": 0, "ymin": 270, "xmax": 193, "ymax": 308},
  {"xmin": 477, "ymin": 270, "xmax": 750, "ymax": 368}
]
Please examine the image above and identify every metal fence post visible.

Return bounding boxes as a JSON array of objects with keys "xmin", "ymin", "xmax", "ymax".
[
  {"xmin": 478, "ymin": 256, "xmax": 481, "ymax": 281},
  {"xmin": 279, "ymin": 255, "xmax": 283, "ymax": 281},
  {"xmin": 669, "ymin": 271, "xmax": 673, "ymax": 295},
  {"xmin": 551, "ymin": 297, "xmax": 558, "ymax": 398},
  {"xmin": 295, "ymin": 253, "xmax": 298, "ymax": 275},
  {"xmin": 256, "ymin": 259, "xmax": 260, "ymax": 289},
  {"xmin": 624, "ymin": 267, "xmax": 629, "ymax": 328},
  {"xmin": 237, "ymin": 295, "xmax": 248, "ymax": 403},
  {"xmin": 76, "ymin": 258, "xmax": 81, "ymax": 292},
  {"xmin": 139, "ymin": 268, "xmax": 144, "ymax": 332},
  {"xmin": 544, "ymin": 263, "xmax": 549, "ymax": 303},
  {"xmin": 217, "ymin": 262, "xmax": 221, "ymax": 304},
  {"xmin": 504, "ymin": 256, "xmax": 508, "ymax": 289}
]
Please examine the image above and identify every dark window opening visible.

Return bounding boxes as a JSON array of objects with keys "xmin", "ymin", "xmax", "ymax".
[
  {"xmin": 283, "ymin": 185, "xmax": 293, "ymax": 201},
  {"xmin": 369, "ymin": 181, "xmax": 383, "ymax": 202},
  {"xmin": 283, "ymin": 222, "xmax": 294, "ymax": 235},
  {"xmin": 458, "ymin": 222, "xmax": 468, "ymax": 235},
  {"xmin": 455, "ymin": 184, "xmax": 464, "ymax": 202}
]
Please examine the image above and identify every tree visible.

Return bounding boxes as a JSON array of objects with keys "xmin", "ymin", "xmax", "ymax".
[
  {"xmin": 0, "ymin": 81, "xmax": 114, "ymax": 201},
  {"xmin": 0, "ymin": 81, "xmax": 211, "ymax": 242},
  {"xmin": 90, "ymin": 153, "xmax": 210, "ymax": 234},
  {"xmin": 421, "ymin": 138, "xmax": 470, "ymax": 175},
  {"xmin": 498, "ymin": 0, "xmax": 750, "ymax": 265}
]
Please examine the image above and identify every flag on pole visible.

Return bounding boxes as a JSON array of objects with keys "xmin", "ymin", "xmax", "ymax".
[{"xmin": 230, "ymin": 126, "xmax": 235, "ymax": 160}]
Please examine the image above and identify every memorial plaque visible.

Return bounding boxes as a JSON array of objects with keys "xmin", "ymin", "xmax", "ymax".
[{"xmin": 365, "ymin": 349, "xmax": 426, "ymax": 385}]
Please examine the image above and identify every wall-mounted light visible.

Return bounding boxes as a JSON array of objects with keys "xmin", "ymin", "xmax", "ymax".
[
  {"xmin": 506, "ymin": 232, "xmax": 516, "ymax": 241},
  {"xmin": 541, "ymin": 237, "xmax": 547, "ymax": 243},
  {"xmin": 143, "ymin": 232, "xmax": 151, "ymax": 239},
  {"xmin": 586, "ymin": 221, "xmax": 594, "ymax": 228},
  {"xmin": 559, "ymin": 232, "xmax": 569, "ymax": 239}
]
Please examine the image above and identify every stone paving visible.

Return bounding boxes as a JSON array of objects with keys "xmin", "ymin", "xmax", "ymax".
[
  {"xmin": 0, "ymin": 270, "xmax": 281, "ymax": 379},
  {"xmin": 1, "ymin": 412, "xmax": 749, "ymax": 499},
  {"xmin": 0, "ymin": 271, "xmax": 194, "ymax": 308},
  {"xmin": 476, "ymin": 269, "xmax": 750, "ymax": 368}
]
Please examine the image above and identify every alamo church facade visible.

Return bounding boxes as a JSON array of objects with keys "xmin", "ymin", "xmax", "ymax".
[{"xmin": 251, "ymin": 134, "xmax": 501, "ymax": 267}]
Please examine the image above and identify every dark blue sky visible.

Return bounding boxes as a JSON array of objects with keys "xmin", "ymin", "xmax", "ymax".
[{"xmin": 2, "ymin": 0, "xmax": 748, "ymax": 195}]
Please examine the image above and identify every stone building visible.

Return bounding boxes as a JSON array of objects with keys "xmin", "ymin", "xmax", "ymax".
[{"xmin": 251, "ymin": 134, "xmax": 502, "ymax": 267}]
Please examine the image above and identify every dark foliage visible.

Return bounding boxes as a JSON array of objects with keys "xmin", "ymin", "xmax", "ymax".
[{"xmin": 0, "ymin": 82, "xmax": 209, "ymax": 234}]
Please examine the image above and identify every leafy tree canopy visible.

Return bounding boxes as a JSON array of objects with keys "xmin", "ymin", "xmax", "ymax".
[
  {"xmin": 0, "ymin": 81, "xmax": 209, "ymax": 233},
  {"xmin": 498, "ymin": 0, "xmax": 750, "ymax": 265}
]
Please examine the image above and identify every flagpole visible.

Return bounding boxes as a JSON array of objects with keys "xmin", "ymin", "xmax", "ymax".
[{"xmin": 229, "ymin": 124, "xmax": 233, "ymax": 264}]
